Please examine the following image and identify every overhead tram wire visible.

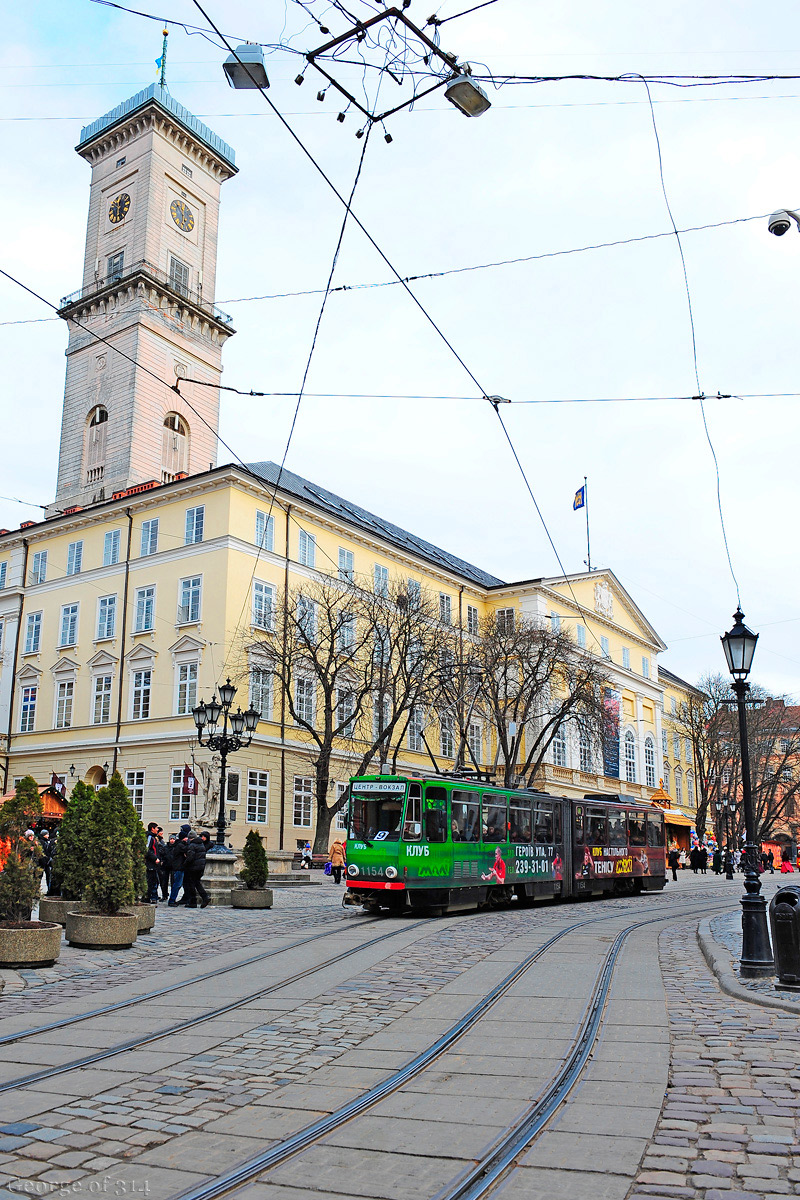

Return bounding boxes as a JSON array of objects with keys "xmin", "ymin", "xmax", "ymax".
[
  {"xmin": 185, "ymin": 5, "xmax": 612, "ymax": 654},
  {"xmin": 221, "ymin": 125, "xmax": 376, "ymax": 674},
  {"xmin": 637, "ymin": 75, "xmax": 742, "ymax": 608}
]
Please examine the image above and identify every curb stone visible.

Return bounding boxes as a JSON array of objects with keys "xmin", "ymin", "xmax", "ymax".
[{"xmin": 696, "ymin": 916, "xmax": 800, "ymax": 1015}]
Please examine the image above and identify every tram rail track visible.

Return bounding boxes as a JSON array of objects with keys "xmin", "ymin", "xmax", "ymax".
[{"xmin": 166, "ymin": 893, "xmax": 727, "ymax": 1200}]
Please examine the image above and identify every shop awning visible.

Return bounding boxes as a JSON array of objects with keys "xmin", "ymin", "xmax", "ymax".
[{"xmin": 664, "ymin": 810, "xmax": 693, "ymax": 828}]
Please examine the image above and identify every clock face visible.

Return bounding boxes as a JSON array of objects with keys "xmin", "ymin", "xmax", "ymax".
[
  {"xmin": 170, "ymin": 199, "xmax": 195, "ymax": 233},
  {"xmin": 108, "ymin": 193, "xmax": 131, "ymax": 224}
]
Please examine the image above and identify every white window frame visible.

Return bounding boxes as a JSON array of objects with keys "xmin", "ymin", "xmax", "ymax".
[
  {"xmin": 125, "ymin": 770, "xmax": 145, "ymax": 817},
  {"xmin": 55, "ymin": 681, "xmax": 74, "ymax": 730},
  {"xmin": 20, "ymin": 685, "xmax": 36, "ymax": 733},
  {"xmin": 334, "ymin": 782, "xmax": 349, "ymax": 831},
  {"xmin": 249, "ymin": 664, "xmax": 272, "ymax": 720},
  {"xmin": 134, "ymin": 586, "xmax": 155, "ymax": 633},
  {"xmin": 293, "ymin": 776, "xmax": 313, "ymax": 827},
  {"xmin": 622, "ymin": 647, "xmax": 630, "ymax": 670},
  {"xmin": 467, "ymin": 605, "xmax": 479, "ymax": 637},
  {"xmin": 673, "ymin": 733, "xmax": 680, "ymax": 759},
  {"xmin": 247, "ymin": 770, "xmax": 270, "ymax": 823},
  {"xmin": 468, "ymin": 721, "xmax": 482, "ymax": 764},
  {"xmin": 24, "ymin": 612, "xmax": 41, "ymax": 655},
  {"xmin": 59, "ymin": 603, "xmax": 79, "ymax": 648},
  {"xmin": 336, "ymin": 688, "xmax": 356, "ymax": 737},
  {"xmin": 374, "ymin": 564, "xmax": 389, "ymax": 597},
  {"xmin": 674, "ymin": 768, "xmax": 683, "ymax": 804},
  {"xmin": 600, "ymin": 636, "xmax": 610, "ymax": 659},
  {"xmin": 406, "ymin": 579, "xmax": 421, "ymax": 607},
  {"xmin": 185, "ymin": 506, "xmax": 204, "ymax": 545},
  {"xmin": 297, "ymin": 595, "xmax": 316, "ymax": 640},
  {"xmin": 496, "ymin": 608, "xmax": 515, "ymax": 635},
  {"xmin": 552, "ymin": 726, "xmax": 567, "ymax": 768},
  {"xmin": 579, "ymin": 729, "xmax": 593, "ymax": 773},
  {"xmin": 92, "ymin": 674, "xmax": 113, "ymax": 725},
  {"xmin": 170, "ymin": 766, "xmax": 190, "ymax": 821},
  {"xmin": 178, "ymin": 575, "xmax": 202, "ymax": 625},
  {"xmin": 408, "ymin": 706, "xmax": 424, "ymax": 752},
  {"xmin": 642, "ymin": 656, "xmax": 650, "ymax": 679},
  {"xmin": 439, "ymin": 713, "xmax": 454, "ymax": 759},
  {"xmin": 576, "ymin": 623, "xmax": 586, "ymax": 649},
  {"xmin": 338, "ymin": 548, "xmax": 354, "ymax": 580},
  {"xmin": 373, "ymin": 692, "xmax": 390, "ymax": 742},
  {"xmin": 624, "ymin": 729, "xmax": 637, "ymax": 783},
  {"xmin": 255, "ymin": 511, "xmax": 274, "ymax": 552},
  {"xmin": 97, "ymin": 595, "xmax": 116, "ymax": 640},
  {"xmin": 132, "ymin": 668, "xmax": 152, "ymax": 720},
  {"xmin": 31, "ymin": 551, "xmax": 47, "ymax": 585},
  {"xmin": 140, "ymin": 518, "xmax": 159, "ymax": 557},
  {"xmin": 644, "ymin": 736, "xmax": 656, "ymax": 788},
  {"xmin": 439, "ymin": 593, "xmax": 452, "ymax": 625},
  {"xmin": 294, "ymin": 676, "xmax": 315, "ymax": 725},
  {"xmin": 298, "ymin": 529, "xmax": 316, "ymax": 568},
  {"xmin": 176, "ymin": 662, "xmax": 198, "ymax": 715},
  {"xmin": 0, "ymin": 562, "xmax": 7, "ymax": 590},
  {"xmin": 550, "ymin": 611, "xmax": 561, "ymax": 633},
  {"xmin": 66, "ymin": 540, "xmax": 83, "ymax": 576},
  {"xmin": 252, "ymin": 580, "xmax": 275, "ymax": 632},
  {"xmin": 103, "ymin": 530, "xmax": 120, "ymax": 566}
]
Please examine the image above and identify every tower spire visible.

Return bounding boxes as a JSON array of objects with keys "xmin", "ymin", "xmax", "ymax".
[{"xmin": 156, "ymin": 27, "xmax": 168, "ymax": 88}]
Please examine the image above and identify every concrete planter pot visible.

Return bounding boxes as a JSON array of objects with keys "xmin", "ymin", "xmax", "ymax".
[
  {"xmin": 65, "ymin": 911, "xmax": 138, "ymax": 950},
  {"xmin": 131, "ymin": 903, "xmax": 156, "ymax": 934},
  {"xmin": 0, "ymin": 921, "xmax": 62, "ymax": 968},
  {"xmin": 231, "ymin": 887, "xmax": 273, "ymax": 909},
  {"xmin": 38, "ymin": 898, "xmax": 87, "ymax": 927}
]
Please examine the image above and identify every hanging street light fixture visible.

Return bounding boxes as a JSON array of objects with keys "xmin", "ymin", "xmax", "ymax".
[
  {"xmin": 223, "ymin": 44, "xmax": 270, "ymax": 90},
  {"xmin": 192, "ymin": 679, "xmax": 261, "ymax": 849},
  {"xmin": 444, "ymin": 72, "xmax": 492, "ymax": 118},
  {"xmin": 720, "ymin": 608, "xmax": 774, "ymax": 977}
]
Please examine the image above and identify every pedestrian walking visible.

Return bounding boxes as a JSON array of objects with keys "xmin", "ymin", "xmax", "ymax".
[
  {"xmin": 712, "ymin": 847, "xmax": 722, "ymax": 875},
  {"xmin": 699, "ymin": 845, "xmax": 708, "ymax": 875},
  {"xmin": 781, "ymin": 850, "xmax": 795, "ymax": 873},
  {"xmin": 767, "ymin": 849, "xmax": 775, "ymax": 873},
  {"xmin": 723, "ymin": 848, "xmax": 733, "ymax": 877},
  {"xmin": 168, "ymin": 826, "xmax": 191, "ymax": 906},
  {"xmin": 668, "ymin": 846, "xmax": 679, "ymax": 882},
  {"xmin": 678, "ymin": 848, "xmax": 687, "ymax": 870},
  {"xmin": 145, "ymin": 822, "xmax": 161, "ymax": 903},
  {"xmin": 733, "ymin": 848, "xmax": 742, "ymax": 872},
  {"xmin": 689, "ymin": 847, "xmax": 699, "ymax": 874},
  {"xmin": 328, "ymin": 837, "xmax": 346, "ymax": 884},
  {"xmin": 184, "ymin": 832, "xmax": 210, "ymax": 908}
]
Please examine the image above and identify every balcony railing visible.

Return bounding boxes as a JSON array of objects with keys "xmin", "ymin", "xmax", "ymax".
[{"xmin": 58, "ymin": 260, "xmax": 233, "ymax": 327}]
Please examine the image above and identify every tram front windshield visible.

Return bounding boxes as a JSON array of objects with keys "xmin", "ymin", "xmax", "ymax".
[{"xmin": 351, "ymin": 790, "xmax": 405, "ymax": 841}]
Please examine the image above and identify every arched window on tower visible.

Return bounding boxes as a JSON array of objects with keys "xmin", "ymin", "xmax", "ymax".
[
  {"xmin": 85, "ymin": 406, "xmax": 108, "ymax": 484},
  {"xmin": 162, "ymin": 412, "xmax": 188, "ymax": 482}
]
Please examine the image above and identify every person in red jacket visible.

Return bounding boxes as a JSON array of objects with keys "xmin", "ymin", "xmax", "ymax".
[{"xmin": 482, "ymin": 846, "xmax": 506, "ymax": 884}]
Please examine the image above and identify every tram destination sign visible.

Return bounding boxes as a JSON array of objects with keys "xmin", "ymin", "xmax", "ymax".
[{"xmin": 351, "ymin": 781, "xmax": 406, "ymax": 793}]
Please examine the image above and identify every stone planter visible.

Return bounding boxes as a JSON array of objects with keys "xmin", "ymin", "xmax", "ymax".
[
  {"xmin": 130, "ymin": 903, "xmax": 156, "ymax": 934},
  {"xmin": 0, "ymin": 921, "xmax": 62, "ymax": 968},
  {"xmin": 231, "ymin": 887, "xmax": 273, "ymax": 909},
  {"xmin": 65, "ymin": 911, "xmax": 138, "ymax": 950},
  {"xmin": 38, "ymin": 897, "xmax": 87, "ymax": 927},
  {"xmin": 202, "ymin": 847, "xmax": 240, "ymax": 906}
]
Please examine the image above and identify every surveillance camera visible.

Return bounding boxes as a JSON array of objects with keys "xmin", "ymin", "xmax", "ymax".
[{"xmin": 768, "ymin": 210, "xmax": 793, "ymax": 236}]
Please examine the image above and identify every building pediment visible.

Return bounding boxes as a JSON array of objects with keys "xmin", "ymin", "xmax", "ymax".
[
  {"xmin": 87, "ymin": 649, "xmax": 118, "ymax": 671},
  {"xmin": 168, "ymin": 634, "xmax": 205, "ymax": 657},
  {"xmin": 128, "ymin": 642, "xmax": 157, "ymax": 665},
  {"xmin": 539, "ymin": 569, "xmax": 667, "ymax": 651},
  {"xmin": 17, "ymin": 663, "xmax": 41, "ymax": 683},
  {"xmin": 51, "ymin": 656, "xmax": 80, "ymax": 676}
]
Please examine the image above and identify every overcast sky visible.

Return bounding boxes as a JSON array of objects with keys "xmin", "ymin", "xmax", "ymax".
[{"xmin": 4, "ymin": 0, "xmax": 800, "ymax": 697}]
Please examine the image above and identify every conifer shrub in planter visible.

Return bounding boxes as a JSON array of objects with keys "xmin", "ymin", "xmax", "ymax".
[
  {"xmin": 232, "ymin": 830, "xmax": 273, "ymax": 909},
  {"xmin": 0, "ymin": 777, "xmax": 62, "ymax": 967},
  {"xmin": 42, "ymin": 780, "xmax": 95, "ymax": 925},
  {"xmin": 65, "ymin": 773, "xmax": 141, "ymax": 950}
]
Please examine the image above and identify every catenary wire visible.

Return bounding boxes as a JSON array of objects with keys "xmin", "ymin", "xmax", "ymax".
[{"xmin": 637, "ymin": 75, "xmax": 741, "ymax": 608}]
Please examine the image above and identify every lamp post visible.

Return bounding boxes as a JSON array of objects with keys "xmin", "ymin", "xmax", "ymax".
[
  {"xmin": 720, "ymin": 608, "xmax": 774, "ymax": 977},
  {"xmin": 192, "ymin": 679, "xmax": 260, "ymax": 849}
]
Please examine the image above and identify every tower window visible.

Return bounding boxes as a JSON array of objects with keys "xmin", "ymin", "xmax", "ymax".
[
  {"xmin": 181, "ymin": 164, "xmax": 193, "ymax": 178},
  {"xmin": 107, "ymin": 252, "xmax": 124, "ymax": 282},
  {"xmin": 162, "ymin": 413, "xmax": 188, "ymax": 482},
  {"xmin": 116, "ymin": 157, "xmax": 126, "ymax": 168},
  {"xmin": 169, "ymin": 256, "xmax": 190, "ymax": 297},
  {"xmin": 86, "ymin": 406, "xmax": 108, "ymax": 485}
]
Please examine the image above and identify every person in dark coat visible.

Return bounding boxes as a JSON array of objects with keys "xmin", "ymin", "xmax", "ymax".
[
  {"xmin": 145, "ymin": 822, "xmax": 161, "ymax": 902},
  {"xmin": 183, "ymin": 833, "xmax": 210, "ymax": 908},
  {"xmin": 699, "ymin": 845, "xmax": 708, "ymax": 874},
  {"xmin": 689, "ymin": 847, "xmax": 699, "ymax": 874},
  {"xmin": 168, "ymin": 827, "xmax": 191, "ymax": 906},
  {"xmin": 36, "ymin": 829, "xmax": 55, "ymax": 893},
  {"xmin": 767, "ymin": 849, "xmax": 775, "ymax": 873},
  {"xmin": 667, "ymin": 846, "xmax": 679, "ymax": 882},
  {"xmin": 158, "ymin": 831, "xmax": 174, "ymax": 901},
  {"xmin": 712, "ymin": 847, "xmax": 722, "ymax": 875}
]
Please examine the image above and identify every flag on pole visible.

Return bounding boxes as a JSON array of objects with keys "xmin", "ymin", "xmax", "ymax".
[
  {"xmin": 182, "ymin": 765, "xmax": 198, "ymax": 796},
  {"xmin": 50, "ymin": 772, "xmax": 66, "ymax": 799},
  {"xmin": 573, "ymin": 485, "xmax": 586, "ymax": 511}
]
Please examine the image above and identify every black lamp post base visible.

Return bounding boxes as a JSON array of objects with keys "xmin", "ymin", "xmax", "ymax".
[{"xmin": 740, "ymin": 893, "xmax": 775, "ymax": 978}]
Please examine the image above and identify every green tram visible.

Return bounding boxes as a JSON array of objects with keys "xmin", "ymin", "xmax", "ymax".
[{"xmin": 344, "ymin": 774, "xmax": 667, "ymax": 914}]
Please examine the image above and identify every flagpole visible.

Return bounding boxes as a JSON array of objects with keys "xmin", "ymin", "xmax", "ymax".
[{"xmin": 584, "ymin": 475, "xmax": 592, "ymax": 571}]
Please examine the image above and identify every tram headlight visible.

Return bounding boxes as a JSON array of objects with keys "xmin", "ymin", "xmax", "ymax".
[
  {"xmin": 385, "ymin": 866, "xmax": 398, "ymax": 879},
  {"xmin": 347, "ymin": 864, "xmax": 359, "ymax": 877}
]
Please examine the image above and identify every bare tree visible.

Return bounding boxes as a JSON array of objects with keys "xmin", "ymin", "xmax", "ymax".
[
  {"xmin": 457, "ymin": 613, "xmax": 607, "ymax": 788},
  {"xmin": 249, "ymin": 574, "xmax": 447, "ymax": 851}
]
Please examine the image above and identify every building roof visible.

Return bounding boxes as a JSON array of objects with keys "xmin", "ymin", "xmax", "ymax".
[
  {"xmin": 658, "ymin": 664, "xmax": 702, "ymax": 695},
  {"xmin": 77, "ymin": 84, "xmax": 236, "ymax": 169},
  {"xmin": 246, "ymin": 461, "xmax": 506, "ymax": 590}
]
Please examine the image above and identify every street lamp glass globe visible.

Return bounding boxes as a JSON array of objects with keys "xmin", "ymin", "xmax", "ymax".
[
  {"xmin": 244, "ymin": 706, "xmax": 260, "ymax": 733},
  {"xmin": 721, "ymin": 608, "xmax": 758, "ymax": 681},
  {"xmin": 230, "ymin": 708, "xmax": 245, "ymax": 736},
  {"xmin": 205, "ymin": 695, "xmax": 222, "ymax": 727},
  {"xmin": 219, "ymin": 678, "xmax": 237, "ymax": 709},
  {"xmin": 192, "ymin": 701, "xmax": 207, "ymax": 731}
]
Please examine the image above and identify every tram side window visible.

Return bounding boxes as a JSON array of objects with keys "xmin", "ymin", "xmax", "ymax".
[
  {"xmin": 483, "ymin": 795, "xmax": 508, "ymax": 843},
  {"xmin": 424, "ymin": 786, "xmax": 448, "ymax": 843},
  {"xmin": 628, "ymin": 811, "xmax": 647, "ymax": 846},
  {"xmin": 509, "ymin": 800, "xmax": 532, "ymax": 843},
  {"xmin": 533, "ymin": 804, "xmax": 554, "ymax": 844},
  {"xmin": 646, "ymin": 813, "xmax": 664, "ymax": 847},
  {"xmin": 608, "ymin": 812, "xmax": 627, "ymax": 847},
  {"xmin": 554, "ymin": 804, "xmax": 563, "ymax": 844},
  {"xmin": 575, "ymin": 805, "xmax": 584, "ymax": 844},
  {"xmin": 587, "ymin": 807, "xmax": 607, "ymax": 845},
  {"xmin": 451, "ymin": 790, "xmax": 480, "ymax": 843},
  {"xmin": 403, "ymin": 783, "xmax": 422, "ymax": 841}
]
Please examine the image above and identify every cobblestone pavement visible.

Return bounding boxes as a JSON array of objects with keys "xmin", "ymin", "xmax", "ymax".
[
  {"xmin": 711, "ymin": 910, "xmax": 800, "ymax": 1005},
  {"xmin": 627, "ymin": 913, "xmax": 800, "ymax": 1200},
  {"xmin": 0, "ymin": 876, "xmax": 774, "ymax": 1200}
]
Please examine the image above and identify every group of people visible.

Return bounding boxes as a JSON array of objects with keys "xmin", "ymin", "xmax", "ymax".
[
  {"xmin": 145, "ymin": 823, "xmax": 211, "ymax": 908},
  {"xmin": 299, "ymin": 838, "xmax": 347, "ymax": 883},
  {"xmin": 668, "ymin": 840, "xmax": 798, "ymax": 882},
  {"xmin": 21, "ymin": 826, "xmax": 57, "ymax": 892}
]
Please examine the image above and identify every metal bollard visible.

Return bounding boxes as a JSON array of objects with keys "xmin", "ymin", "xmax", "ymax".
[{"xmin": 768, "ymin": 885, "xmax": 800, "ymax": 990}]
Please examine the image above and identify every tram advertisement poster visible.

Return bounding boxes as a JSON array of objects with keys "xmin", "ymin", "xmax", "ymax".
[
  {"xmin": 602, "ymin": 688, "xmax": 621, "ymax": 780},
  {"xmin": 577, "ymin": 844, "xmax": 658, "ymax": 880}
]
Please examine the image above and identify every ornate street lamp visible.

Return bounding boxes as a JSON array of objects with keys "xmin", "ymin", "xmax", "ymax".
[
  {"xmin": 192, "ymin": 679, "xmax": 260, "ymax": 849},
  {"xmin": 720, "ymin": 609, "xmax": 773, "ymax": 977}
]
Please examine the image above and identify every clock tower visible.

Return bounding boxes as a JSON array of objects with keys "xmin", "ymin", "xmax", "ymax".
[{"xmin": 50, "ymin": 84, "xmax": 238, "ymax": 515}]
